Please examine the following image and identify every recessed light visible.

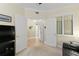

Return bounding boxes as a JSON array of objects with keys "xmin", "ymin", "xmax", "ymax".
[
  {"xmin": 38, "ymin": 3, "xmax": 42, "ymax": 5},
  {"xmin": 35, "ymin": 11, "xmax": 39, "ymax": 14}
]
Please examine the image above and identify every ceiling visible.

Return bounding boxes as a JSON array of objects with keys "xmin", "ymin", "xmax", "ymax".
[{"xmin": 20, "ymin": 3, "xmax": 77, "ymax": 11}]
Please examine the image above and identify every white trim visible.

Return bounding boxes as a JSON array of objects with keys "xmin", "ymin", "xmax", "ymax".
[
  {"xmin": 57, "ymin": 45, "xmax": 62, "ymax": 48},
  {"xmin": 57, "ymin": 34, "xmax": 74, "ymax": 37},
  {"xmin": 16, "ymin": 48, "xmax": 27, "ymax": 55},
  {"xmin": 44, "ymin": 41, "xmax": 56, "ymax": 47},
  {"xmin": 16, "ymin": 47, "xmax": 27, "ymax": 54}
]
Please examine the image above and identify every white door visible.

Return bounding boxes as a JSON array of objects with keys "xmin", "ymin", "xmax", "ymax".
[
  {"xmin": 15, "ymin": 15, "xmax": 27, "ymax": 53},
  {"xmin": 35, "ymin": 23, "xmax": 44, "ymax": 43},
  {"xmin": 39, "ymin": 24, "xmax": 44, "ymax": 43},
  {"xmin": 44, "ymin": 18, "xmax": 56, "ymax": 47}
]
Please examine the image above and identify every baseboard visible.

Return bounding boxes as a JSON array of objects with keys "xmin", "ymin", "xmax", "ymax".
[
  {"xmin": 44, "ymin": 41, "xmax": 56, "ymax": 47},
  {"xmin": 16, "ymin": 48, "xmax": 27, "ymax": 55},
  {"xmin": 57, "ymin": 45, "xmax": 62, "ymax": 48}
]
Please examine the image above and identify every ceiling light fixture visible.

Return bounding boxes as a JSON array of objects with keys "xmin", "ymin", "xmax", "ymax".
[
  {"xmin": 35, "ymin": 11, "xmax": 39, "ymax": 14},
  {"xmin": 35, "ymin": 3, "xmax": 42, "ymax": 14}
]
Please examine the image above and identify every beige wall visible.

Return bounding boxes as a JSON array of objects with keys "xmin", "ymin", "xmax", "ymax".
[
  {"xmin": 48, "ymin": 5, "xmax": 79, "ymax": 48},
  {"xmin": 0, "ymin": 3, "xmax": 25, "ymax": 26}
]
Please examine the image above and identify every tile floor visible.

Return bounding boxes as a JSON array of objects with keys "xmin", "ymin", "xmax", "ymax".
[{"xmin": 16, "ymin": 43, "xmax": 62, "ymax": 56}]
